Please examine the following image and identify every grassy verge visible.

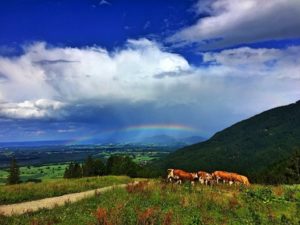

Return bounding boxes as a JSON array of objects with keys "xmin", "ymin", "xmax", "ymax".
[
  {"xmin": 0, "ymin": 176, "xmax": 132, "ymax": 204},
  {"xmin": 1, "ymin": 180, "xmax": 299, "ymax": 225}
]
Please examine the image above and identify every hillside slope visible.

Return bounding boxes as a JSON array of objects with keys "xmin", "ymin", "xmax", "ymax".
[
  {"xmin": 160, "ymin": 100, "xmax": 300, "ymax": 178},
  {"xmin": 2, "ymin": 181, "xmax": 299, "ymax": 225}
]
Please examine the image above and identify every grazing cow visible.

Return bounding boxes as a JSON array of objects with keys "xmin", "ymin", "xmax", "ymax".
[
  {"xmin": 212, "ymin": 171, "xmax": 232, "ymax": 184},
  {"xmin": 167, "ymin": 169, "xmax": 198, "ymax": 185},
  {"xmin": 235, "ymin": 174, "xmax": 250, "ymax": 186},
  {"xmin": 197, "ymin": 171, "xmax": 213, "ymax": 185},
  {"xmin": 212, "ymin": 171, "xmax": 250, "ymax": 186}
]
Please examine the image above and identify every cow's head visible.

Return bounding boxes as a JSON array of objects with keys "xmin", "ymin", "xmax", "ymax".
[
  {"xmin": 167, "ymin": 169, "xmax": 174, "ymax": 179},
  {"xmin": 191, "ymin": 172, "xmax": 198, "ymax": 180},
  {"xmin": 206, "ymin": 173, "xmax": 213, "ymax": 180}
]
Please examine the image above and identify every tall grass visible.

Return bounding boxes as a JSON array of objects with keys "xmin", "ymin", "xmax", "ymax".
[
  {"xmin": 0, "ymin": 176, "xmax": 132, "ymax": 204},
  {"xmin": 1, "ymin": 180, "xmax": 299, "ymax": 225}
]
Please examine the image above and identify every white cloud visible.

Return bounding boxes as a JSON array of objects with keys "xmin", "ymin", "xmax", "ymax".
[
  {"xmin": 0, "ymin": 99, "xmax": 65, "ymax": 119},
  {"xmin": 168, "ymin": 0, "xmax": 300, "ymax": 49},
  {"xmin": 0, "ymin": 39, "xmax": 191, "ymax": 119},
  {"xmin": 0, "ymin": 39, "xmax": 299, "ymax": 125},
  {"xmin": 201, "ymin": 46, "xmax": 300, "ymax": 78}
]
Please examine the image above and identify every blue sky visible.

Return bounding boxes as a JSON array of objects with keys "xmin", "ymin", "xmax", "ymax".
[{"xmin": 0, "ymin": 0, "xmax": 300, "ymax": 142}]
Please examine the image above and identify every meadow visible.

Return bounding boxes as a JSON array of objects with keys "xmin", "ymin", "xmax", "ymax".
[
  {"xmin": 0, "ymin": 179, "xmax": 299, "ymax": 225},
  {"xmin": 0, "ymin": 164, "xmax": 68, "ymax": 185},
  {"xmin": 0, "ymin": 176, "xmax": 132, "ymax": 204}
]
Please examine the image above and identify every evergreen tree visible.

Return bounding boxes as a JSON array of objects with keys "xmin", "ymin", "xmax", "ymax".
[
  {"xmin": 64, "ymin": 162, "xmax": 82, "ymax": 178},
  {"xmin": 93, "ymin": 158, "xmax": 105, "ymax": 176},
  {"xmin": 106, "ymin": 155, "xmax": 138, "ymax": 177},
  {"xmin": 82, "ymin": 156, "xmax": 94, "ymax": 177},
  {"xmin": 64, "ymin": 162, "xmax": 74, "ymax": 178},
  {"xmin": 73, "ymin": 163, "xmax": 83, "ymax": 178},
  {"xmin": 7, "ymin": 157, "xmax": 20, "ymax": 185}
]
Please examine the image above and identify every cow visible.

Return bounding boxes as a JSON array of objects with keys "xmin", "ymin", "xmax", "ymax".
[
  {"xmin": 212, "ymin": 171, "xmax": 232, "ymax": 184},
  {"xmin": 197, "ymin": 171, "xmax": 213, "ymax": 185},
  {"xmin": 167, "ymin": 169, "xmax": 198, "ymax": 185},
  {"xmin": 212, "ymin": 171, "xmax": 250, "ymax": 186},
  {"xmin": 232, "ymin": 174, "xmax": 250, "ymax": 186}
]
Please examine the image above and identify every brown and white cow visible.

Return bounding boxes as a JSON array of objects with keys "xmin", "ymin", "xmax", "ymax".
[
  {"xmin": 197, "ymin": 171, "xmax": 213, "ymax": 185},
  {"xmin": 212, "ymin": 171, "xmax": 250, "ymax": 186},
  {"xmin": 232, "ymin": 174, "xmax": 250, "ymax": 186},
  {"xmin": 212, "ymin": 171, "xmax": 232, "ymax": 184},
  {"xmin": 167, "ymin": 169, "xmax": 198, "ymax": 185}
]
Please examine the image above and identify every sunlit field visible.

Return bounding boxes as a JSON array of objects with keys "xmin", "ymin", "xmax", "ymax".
[
  {"xmin": 0, "ymin": 164, "xmax": 68, "ymax": 185},
  {"xmin": 1, "ymin": 179, "xmax": 299, "ymax": 225}
]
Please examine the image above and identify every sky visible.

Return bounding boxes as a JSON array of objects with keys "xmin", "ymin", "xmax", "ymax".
[{"xmin": 0, "ymin": 0, "xmax": 300, "ymax": 143}]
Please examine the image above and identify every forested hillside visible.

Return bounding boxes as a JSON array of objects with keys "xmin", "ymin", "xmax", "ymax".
[{"xmin": 159, "ymin": 100, "xmax": 300, "ymax": 183}]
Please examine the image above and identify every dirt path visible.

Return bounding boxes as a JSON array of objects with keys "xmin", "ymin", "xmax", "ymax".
[{"xmin": 0, "ymin": 182, "xmax": 138, "ymax": 216}]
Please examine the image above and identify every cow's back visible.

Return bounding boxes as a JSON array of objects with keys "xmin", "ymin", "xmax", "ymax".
[{"xmin": 174, "ymin": 169, "xmax": 194, "ymax": 181}]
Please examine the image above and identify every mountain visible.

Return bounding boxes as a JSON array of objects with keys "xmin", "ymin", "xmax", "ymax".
[
  {"xmin": 159, "ymin": 100, "xmax": 300, "ymax": 182},
  {"xmin": 0, "ymin": 140, "xmax": 69, "ymax": 147},
  {"xmin": 180, "ymin": 136, "xmax": 206, "ymax": 145},
  {"xmin": 139, "ymin": 135, "xmax": 178, "ymax": 145},
  {"xmin": 138, "ymin": 135, "xmax": 206, "ymax": 145},
  {"xmin": 0, "ymin": 134, "xmax": 206, "ymax": 148}
]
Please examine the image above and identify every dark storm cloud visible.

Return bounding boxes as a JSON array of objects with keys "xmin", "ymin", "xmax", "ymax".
[
  {"xmin": 34, "ymin": 59, "xmax": 79, "ymax": 65},
  {"xmin": 0, "ymin": 72, "xmax": 8, "ymax": 82}
]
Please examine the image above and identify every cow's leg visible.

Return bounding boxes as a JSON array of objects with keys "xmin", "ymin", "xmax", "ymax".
[
  {"xmin": 191, "ymin": 181, "xmax": 195, "ymax": 186},
  {"xmin": 199, "ymin": 178, "xmax": 204, "ymax": 184},
  {"xmin": 229, "ymin": 181, "xmax": 233, "ymax": 186}
]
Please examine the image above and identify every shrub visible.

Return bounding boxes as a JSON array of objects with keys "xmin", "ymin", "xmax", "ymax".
[
  {"xmin": 283, "ymin": 187, "xmax": 296, "ymax": 201},
  {"xmin": 228, "ymin": 196, "xmax": 240, "ymax": 210},
  {"xmin": 280, "ymin": 214, "xmax": 293, "ymax": 225},
  {"xmin": 163, "ymin": 210, "xmax": 173, "ymax": 225},
  {"xmin": 94, "ymin": 208, "xmax": 108, "ymax": 225},
  {"xmin": 244, "ymin": 186, "xmax": 274, "ymax": 203},
  {"xmin": 126, "ymin": 181, "xmax": 149, "ymax": 194},
  {"xmin": 25, "ymin": 178, "xmax": 42, "ymax": 183},
  {"xmin": 137, "ymin": 207, "xmax": 160, "ymax": 225}
]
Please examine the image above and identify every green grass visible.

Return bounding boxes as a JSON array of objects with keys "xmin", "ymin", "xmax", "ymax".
[
  {"xmin": 0, "ymin": 170, "xmax": 9, "ymax": 184},
  {"xmin": 1, "ymin": 180, "xmax": 299, "ymax": 225},
  {"xmin": 0, "ymin": 164, "xmax": 68, "ymax": 185},
  {"xmin": 0, "ymin": 175, "xmax": 132, "ymax": 204}
]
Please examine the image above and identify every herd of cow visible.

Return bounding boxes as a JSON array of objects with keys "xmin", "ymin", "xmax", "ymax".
[{"xmin": 167, "ymin": 169, "xmax": 250, "ymax": 186}]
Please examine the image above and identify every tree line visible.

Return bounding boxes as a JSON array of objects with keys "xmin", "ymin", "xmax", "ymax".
[{"xmin": 64, "ymin": 155, "xmax": 160, "ymax": 179}]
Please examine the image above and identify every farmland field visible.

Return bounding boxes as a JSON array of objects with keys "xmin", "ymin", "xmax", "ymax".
[
  {"xmin": 0, "ymin": 144, "xmax": 174, "ymax": 168},
  {"xmin": 0, "ymin": 164, "xmax": 68, "ymax": 185},
  {"xmin": 0, "ymin": 180, "xmax": 299, "ymax": 225},
  {"xmin": 0, "ymin": 143, "xmax": 175, "ymax": 184}
]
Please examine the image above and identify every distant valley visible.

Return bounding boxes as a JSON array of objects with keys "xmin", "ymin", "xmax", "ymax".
[{"xmin": 0, "ymin": 135, "xmax": 206, "ymax": 169}]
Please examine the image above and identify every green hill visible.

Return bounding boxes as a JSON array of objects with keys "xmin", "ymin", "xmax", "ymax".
[{"xmin": 159, "ymin": 100, "xmax": 300, "ymax": 183}]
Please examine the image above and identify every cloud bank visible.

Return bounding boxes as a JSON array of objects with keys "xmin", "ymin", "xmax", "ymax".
[
  {"xmin": 0, "ymin": 39, "xmax": 299, "ymax": 138},
  {"xmin": 168, "ymin": 0, "xmax": 300, "ymax": 49}
]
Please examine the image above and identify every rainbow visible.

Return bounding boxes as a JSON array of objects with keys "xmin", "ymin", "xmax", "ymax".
[
  {"xmin": 66, "ymin": 123, "xmax": 197, "ymax": 145},
  {"xmin": 120, "ymin": 124, "xmax": 196, "ymax": 132}
]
